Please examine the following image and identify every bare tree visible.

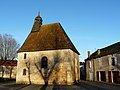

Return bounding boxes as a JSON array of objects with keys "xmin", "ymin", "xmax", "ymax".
[{"xmin": 0, "ymin": 33, "xmax": 20, "ymax": 60}]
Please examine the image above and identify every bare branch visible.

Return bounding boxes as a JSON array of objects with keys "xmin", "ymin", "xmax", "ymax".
[{"xmin": 0, "ymin": 33, "xmax": 20, "ymax": 60}]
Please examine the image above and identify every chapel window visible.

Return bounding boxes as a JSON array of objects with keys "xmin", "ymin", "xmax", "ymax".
[
  {"xmin": 24, "ymin": 53, "xmax": 27, "ymax": 59},
  {"xmin": 41, "ymin": 56, "xmax": 48, "ymax": 68},
  {"xmin": 23, "ymin": 69, "xmax": 26, "ymax": 75}
]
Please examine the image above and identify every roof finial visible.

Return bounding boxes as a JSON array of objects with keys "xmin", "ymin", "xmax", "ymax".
[{"xmin": 38, "ymin": 10, "xmax": 40, "ymax": 16}]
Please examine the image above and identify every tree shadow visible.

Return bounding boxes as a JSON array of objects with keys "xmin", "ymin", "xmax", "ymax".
[
  {"xmin": 52, "ymin": 85, "xmax": 60, "ymax": 90},
  {"xmin": 52, "ymin": 80, "xmax": 60, "ymax": 90},
  {"xmin": 25, "ymin": 60, "xmax": 31, "ymax": 85},
  {"xmin": 40, "ymin": 84, "xmax": 48, "ymax": 90},
  {"xmin": 34, "ymin": 52, "xmax": 60, "ymax": 85}
]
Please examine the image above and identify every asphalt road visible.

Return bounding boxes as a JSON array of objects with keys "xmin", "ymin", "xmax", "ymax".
[{"xmin": 0, "ymin": 81, "xmax": 120, "ymax": 90}]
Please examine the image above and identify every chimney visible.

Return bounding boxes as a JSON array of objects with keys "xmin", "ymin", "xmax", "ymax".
[
  {"xmin": 88, "ymin": 51, "xmax": 90, "ymax": 58},
  {"xmin": 97, "ymin": 49, "xmax": 100, "ymax": 55}
]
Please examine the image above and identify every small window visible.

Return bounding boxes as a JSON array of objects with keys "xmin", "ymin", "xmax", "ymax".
[
  {"xmin": 99, "ymin": 58, "xmax": 102, "ymax": 67},
  {"xmin": 24, "ymin": 53, "xmax": 27, "ymax": 59},
  {"xmin": 88, "ymin": 61, "xmax": 91, "ymax": 68},
  {"xmin": 109, "ymin": 56, "xmax": 117, "ymax": 66},
  {"xmin": 23, "ymin": 69, "xmax": 26, "ymax": 75},
  {"xmin": 112, "ymin": 57, "xmax": 115, "ymax": 66},
  {"xmin": 41, "ymin": 56, "xmax": 48, "ymax": 68}
]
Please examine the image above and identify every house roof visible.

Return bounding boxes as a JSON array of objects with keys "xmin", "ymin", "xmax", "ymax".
[
  {"xmin": 0, "ymin": 60, "xmax": 17, "ymax": 66},
  {"xmin": 18, "ymin": 20, "xmax": 79, "ymax": 55},
  {"xmin": 85, "ymin": 42, "xmax": 120, "ymax": 61}
]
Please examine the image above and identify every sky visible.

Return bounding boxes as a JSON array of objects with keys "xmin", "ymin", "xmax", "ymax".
[{"xmin": 0, "ymin": 0, "xmax": 120, "ymax": 61}]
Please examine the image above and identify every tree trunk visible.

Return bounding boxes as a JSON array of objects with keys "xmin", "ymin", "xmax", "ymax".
[{"xmin": 9, "ymin": 66, "xmax": 13, "ymax": 79}]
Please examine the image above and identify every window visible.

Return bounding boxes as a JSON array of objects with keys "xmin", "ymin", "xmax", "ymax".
[
  {"xmin": 99, "ymin": 58, "xmax": 102, "ymax": 67},
  {"xmin": 88, "ymin": 61, "xmax": 91, "ymax": 68},
  {"xmin": 109, "ymin": 56, "xmax": 117, "ymax": 66},
  {"xmin": 24, "ymin": 53, "xmax": 27, "ymax": 59},
  {"xmin": 23, "ymin": 69, "xmax": 26, "ymax": 75},
  {"xmin": 41, "ymin": 56, "xmax": 48, "ymax": 68},
  {"xmin": 112, "ymin": 57, "xmax": 115, "ymax": 66}
]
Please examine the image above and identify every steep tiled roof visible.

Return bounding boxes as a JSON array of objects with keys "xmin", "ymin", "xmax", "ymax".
[
  {"xmin": 85, "ymin": 42, "xmax": 120, "ymax": 61},
  {"xmin": 18, "ymin": 22, "xmax": 79, "ymax": 55},
  {"xmin": 0, "ymin": 60, "xmax": 17, "ymax": 66}
]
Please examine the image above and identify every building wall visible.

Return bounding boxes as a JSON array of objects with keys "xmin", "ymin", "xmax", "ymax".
[
  {"xmin": 86, "ymin": 59, "xmax": 94, "ymax": 81},
  {"xmin": 0, "ymin": 66, "xmax": 17, "ymax": 79},
  {"xmin": 86, "ymin": 53, "xmax": 120, "ymax": 83},
  {"xmin": 16, "ymin": 49, "xmax": 80, "ymax": 85}
]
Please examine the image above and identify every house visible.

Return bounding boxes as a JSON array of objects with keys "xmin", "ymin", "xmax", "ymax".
[
  {"xmin": 16, "ymin": 13, "xmax": 80, "ymax": 85},
  {"xmin": 0, "ymin": 60, "xmax": 17, "ymax": 79},
  {"xmin": 85, "ymin": 42, "xmax": 120, "ymax": 83}
]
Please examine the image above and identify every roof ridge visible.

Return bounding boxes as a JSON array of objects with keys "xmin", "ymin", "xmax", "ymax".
[
  {"xmin": 41, "ymin": 22, "xmax": 60, "ymax": 26},
  {"xmin": 86, "ymin": 42, "xmax": 120, "ymax": 60},
  {"xmin": 101, "ymin": 42, "xmax": 120, "ymax": 50}
]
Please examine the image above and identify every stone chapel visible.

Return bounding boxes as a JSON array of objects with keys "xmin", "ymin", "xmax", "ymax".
[{"xmin": 16, "ymin": 13, "xmax": 80, "ymax": 85}]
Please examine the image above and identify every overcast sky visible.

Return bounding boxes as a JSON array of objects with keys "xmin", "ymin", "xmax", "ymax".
[{"xmin": 0, "ymin": 0, "xmax": 120, "ymax": 61}]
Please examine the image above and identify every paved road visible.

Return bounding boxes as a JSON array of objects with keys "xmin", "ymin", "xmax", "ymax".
[
  {"xmin": 19, "ymin": 85, "xmax": 86, "ymax": 90},
  {"xmin": 79, "ymin": 80, "xmax": 120, "ymax": 90},
  {"xmin": 0, "ymin": 84, "xmax": 86, "ymax": 90},
  {"xmin": 0, "ymin": 81, "xmax": 119, "ymax": 90}
]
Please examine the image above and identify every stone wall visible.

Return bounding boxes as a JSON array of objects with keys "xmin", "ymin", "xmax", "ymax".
[
  {"xmin": 16, "ymin": 49, "xmax": 80, "ymax": 85},
  {"xmin": 86, "ymin": 59, "xmax": 94, "ymax": 81},
  {"xmin": 0, "ymin": 66, "xmax": 17, "ymax": 79},
  {"xmin": 86, "ymin": 53, "xmax": 120, "ymax": 83}
]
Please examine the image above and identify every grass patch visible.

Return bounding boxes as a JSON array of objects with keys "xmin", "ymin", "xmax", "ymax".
[{"xmin": 0, "ymin": 78, "xmax": 16, "ymax": 84}]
